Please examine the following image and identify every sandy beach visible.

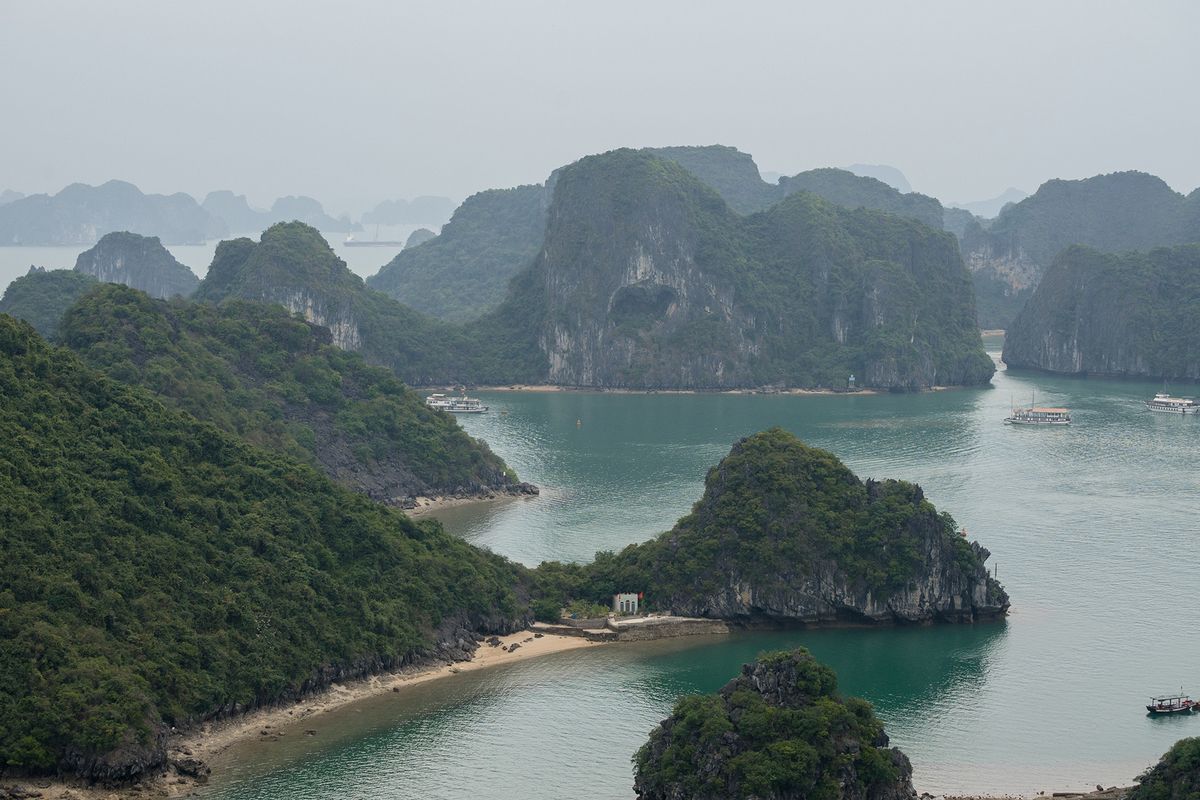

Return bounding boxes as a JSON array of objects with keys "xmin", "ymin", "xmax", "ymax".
[
  {"xmin": 403, "ymin": 492, "xmax": 531, "ymax": 516},
  {"xmin": 7, "ymin": 630, "xmax": 599, "ymax": 800}
]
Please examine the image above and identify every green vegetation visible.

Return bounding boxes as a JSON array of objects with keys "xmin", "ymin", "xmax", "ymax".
[
  {"xmin": 961, "ymin": 171, "xmax": 1200, "ymax": 328},
  {"xmin": 367, "ymin": 185, "xmax": 548, "ymax": 322},
  {"xmin": 0, "ymin": 315, "xmax": 527, "ymax": 778},
  {"xmin": 532, "ymin": 428, "xmax": 1006, "ymax": 619},
  {"xmin": 780, "ymin": 168, "xmax": 945, "ymax": 230},
  {"xmin": 1129, "ymin": 737, "xmax": 1200, "ymax": 800},
  {"xmin": 202, "ymin": 158, "xmax": 989, "ymax": 392},
  {"xmin": 74, "ymin": 231, "xmax": 200, "ymax": 299},
  {"xmin": 1003, "ymin": 244, "xmax": 1200, "ymax": 379},
  {"xmin": 194, "ymin": 221, "xmax": 548, "ymax": 387},
  {"xmin": 58, "ymin": 283, "xmax": 520, "ymax": 500},
  {"xmin": 633, "ymin": 647, "xmax": 913, "ymax": 800},
  {"xmin": 535, "ymin": 150, "xmax": 992, "ymax": 389},
  {"xmin": 648, "ymin": 145, "xmax": 781, "ymax": 214},
  {"xmin": 0, "ymin": 267, "xmax": 96, "ymax": 339}
]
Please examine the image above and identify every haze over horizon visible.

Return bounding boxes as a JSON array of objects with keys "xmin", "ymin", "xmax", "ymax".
[{"xmin": 3, "ymin": 0, "xmax": 1198, "ymax": 215}]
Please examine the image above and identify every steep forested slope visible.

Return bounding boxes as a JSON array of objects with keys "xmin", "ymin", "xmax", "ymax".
[
  {"xmin": 1003, "ymin": 244, "xmax": 1200, "ymax": 379},
  {"xmin": 0, "ymin": 315, "xmax": 526, "ymax": 781},
  {"xmin": 59, "ymin": 284, "xmax": 525, "ymax": 502},
  {"xmin": 962, "ymin": 171, "xmax": 1200, "ymax": 328},
  {"xmin": 0, "ymin": 268, "xmax": 97, "ymax": 339},
  {"xmin": 367, "ymin": 185, "xmax": 548, "ymax": 321},
  {"xmin": 533, "ymin": 150, "xmax": 991, "ymax": 389}
]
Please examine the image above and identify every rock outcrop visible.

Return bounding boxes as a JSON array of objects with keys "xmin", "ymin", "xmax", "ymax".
[
  {"xmin": 634, "ymin": 648, "xmax": 918, "ymax": 800},
  {"xmin": 959, "ymin": 171, "xmax": 1200, "ymax": 328},
  {"xmin": 534, "ymin": 149, "xmax": 992, "ymax": 390},
  {"xmin": 604, "ymin": 428, "xmax": 1008, "ymax": 625},
  {"xmin": 195, "ymin": 224, "xmax": 367, "ymax": 350},
  {"xmin": 1002, "ymin": 244, "xmax": 1200, "ymax": 379},
  {"xmin": 74, "ymin": 231, "xmax": 199, "ymax": 299}
]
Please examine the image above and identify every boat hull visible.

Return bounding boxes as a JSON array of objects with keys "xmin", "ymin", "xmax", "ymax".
[
  {"xmin": 1146, "ymin": 404, "xmax": 1198, "ymax": 414},
  {"xmin": 1147, "ymin": 705, "xmax": 1196, "ymax": 714}
]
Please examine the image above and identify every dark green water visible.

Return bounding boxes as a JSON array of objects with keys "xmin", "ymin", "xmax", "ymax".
[{"xmin": 204, "ymin": 343, "xmax": 1200, "ymax": 798}]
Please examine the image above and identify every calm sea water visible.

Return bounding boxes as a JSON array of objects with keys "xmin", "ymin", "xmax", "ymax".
[{"xmin": 201, "ymin": 341, "xmax": 1200, "ymax": 798}]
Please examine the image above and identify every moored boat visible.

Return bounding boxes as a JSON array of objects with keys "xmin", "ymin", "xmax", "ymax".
[
  {"xmin": 425, "ymin": 393, "xmax": 488, "ymax": 413},
  {"xmin": 1004, "ymin": 391, "xmax": 1071, "ymax": 426},
  {"xmin": 1145, "ymin": 392, "xmax": 1198, "ymax": 414},
  {"xmin": 1146, "ymin": 693, "xmax": 1197, "ymax": 715}
]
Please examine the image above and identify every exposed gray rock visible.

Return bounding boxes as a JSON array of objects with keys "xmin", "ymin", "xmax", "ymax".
[{"xmin": 74, "ymin": 232, "xmax": 199, "ymax": 298}]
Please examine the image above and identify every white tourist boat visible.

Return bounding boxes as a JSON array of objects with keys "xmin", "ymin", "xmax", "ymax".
[
  {"xmin": 425, "ymin": 393, "xmax": 489, "ymax": 413},
  {"xmin": 1004, "ymin": 392, "xmax": 1070, "ymax": 426},
  {"xmin": 1145, "ymin": 392, "xmax": 1198, "ymax": 415}
]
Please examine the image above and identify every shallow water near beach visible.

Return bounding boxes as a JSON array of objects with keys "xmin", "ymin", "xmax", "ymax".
[{"xmin": 202, "ymin": 339, "xmax": 1200, "ymax": 799}]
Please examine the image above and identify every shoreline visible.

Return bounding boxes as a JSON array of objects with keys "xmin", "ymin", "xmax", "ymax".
[
  {"xmin": 403, "ymin": 492, "xmax": 530, "ymax": 516},
  {"xmin": 5, "ymin": 617, "xmax": 1137, "ymax": 800},
  {"xmin": 6, "ymin": 629, "xmax": 602, "ymax": 800},
  {"xmin": 419, "ymin": 383, "xmax": 883, "ymax": 396}
]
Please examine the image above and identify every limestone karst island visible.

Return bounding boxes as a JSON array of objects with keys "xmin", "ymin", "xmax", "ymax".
[{"xmin": 2, "ymin": 4, "xmax": 1199, "ymax": 800}]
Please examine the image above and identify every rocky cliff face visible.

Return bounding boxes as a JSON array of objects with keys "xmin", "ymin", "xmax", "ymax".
[
  {"xmin": 1003, "ymin": 244, "xmax": 1200, "ymax": 379},
  {"xmin": 534, "ymin": 150, "xmax": 992, "ymax": 390},
  {"xmin": 195, "ymin": 223, "xmax": 367, "ymax": 351},
  {"xmin": 634, "ymin": 648, "xmax": 918, "ymax": 800},
  {"xmin": 959, "ymin": 171, "xmax": 1198, "ymax": 328},
  {"xmin": 73, "ymin": 231, "xmax": 199, "ymax": 299},
  {"xmin": 610, "ymin": 429, "xmax": 1009, "ymax": 626}
]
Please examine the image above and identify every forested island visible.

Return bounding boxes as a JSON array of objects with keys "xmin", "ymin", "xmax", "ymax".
[
  {"xmin": 208, "ymin": 152, "xmax": 993, "ymax": 391},
  {"xmin": 634, "ymin": 648, "xmax": 917, "ymax": 800},
  {"xmin": 1003, "ymin": 244, "xmax": 1200, "ymax": 379},
  {"xmin": 634, "ymin": 648, "xmax": 1198, "ymax": 800},
  {"xmin": 534, "ymin": 428, "xmax": 1007, "ymax": 625},
  {"xmin": 0, "ymin": 319, "xmax": 1006, "ymax": 786}
]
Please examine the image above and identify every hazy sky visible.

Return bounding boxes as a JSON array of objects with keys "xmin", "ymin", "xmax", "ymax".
[{"xmin": 3, "ymin": 0, "xmax": 1198, "ymax": 214}]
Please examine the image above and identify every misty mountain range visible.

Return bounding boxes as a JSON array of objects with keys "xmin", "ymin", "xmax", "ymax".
[{"xmin": 0, "ymin": 181, "xmax": 455, "ymax": 246}]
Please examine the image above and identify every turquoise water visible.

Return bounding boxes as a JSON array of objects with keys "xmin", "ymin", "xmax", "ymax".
[{"xmin": 203, "ymin": 344, "xmax": 1200, "ymax": 798}]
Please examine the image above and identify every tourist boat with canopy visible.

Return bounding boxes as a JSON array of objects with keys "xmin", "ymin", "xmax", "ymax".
[
  {"xmin": 1004, "ymin": 391, "xmax": 1071, "ymax": 426},
  {"xmin": 1145, "ymin": 692, "xmax": 1197, "ymax": 715}
]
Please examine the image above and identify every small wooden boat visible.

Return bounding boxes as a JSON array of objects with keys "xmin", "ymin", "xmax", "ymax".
[{"xmin": 1146, "ymin": 693, "xmax": 1197, "ymax": 715}]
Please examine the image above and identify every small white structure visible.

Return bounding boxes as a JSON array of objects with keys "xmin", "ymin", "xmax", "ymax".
[{"xmin": 613, "ymin": 593, "xmax": 639, "ymax": 615}]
